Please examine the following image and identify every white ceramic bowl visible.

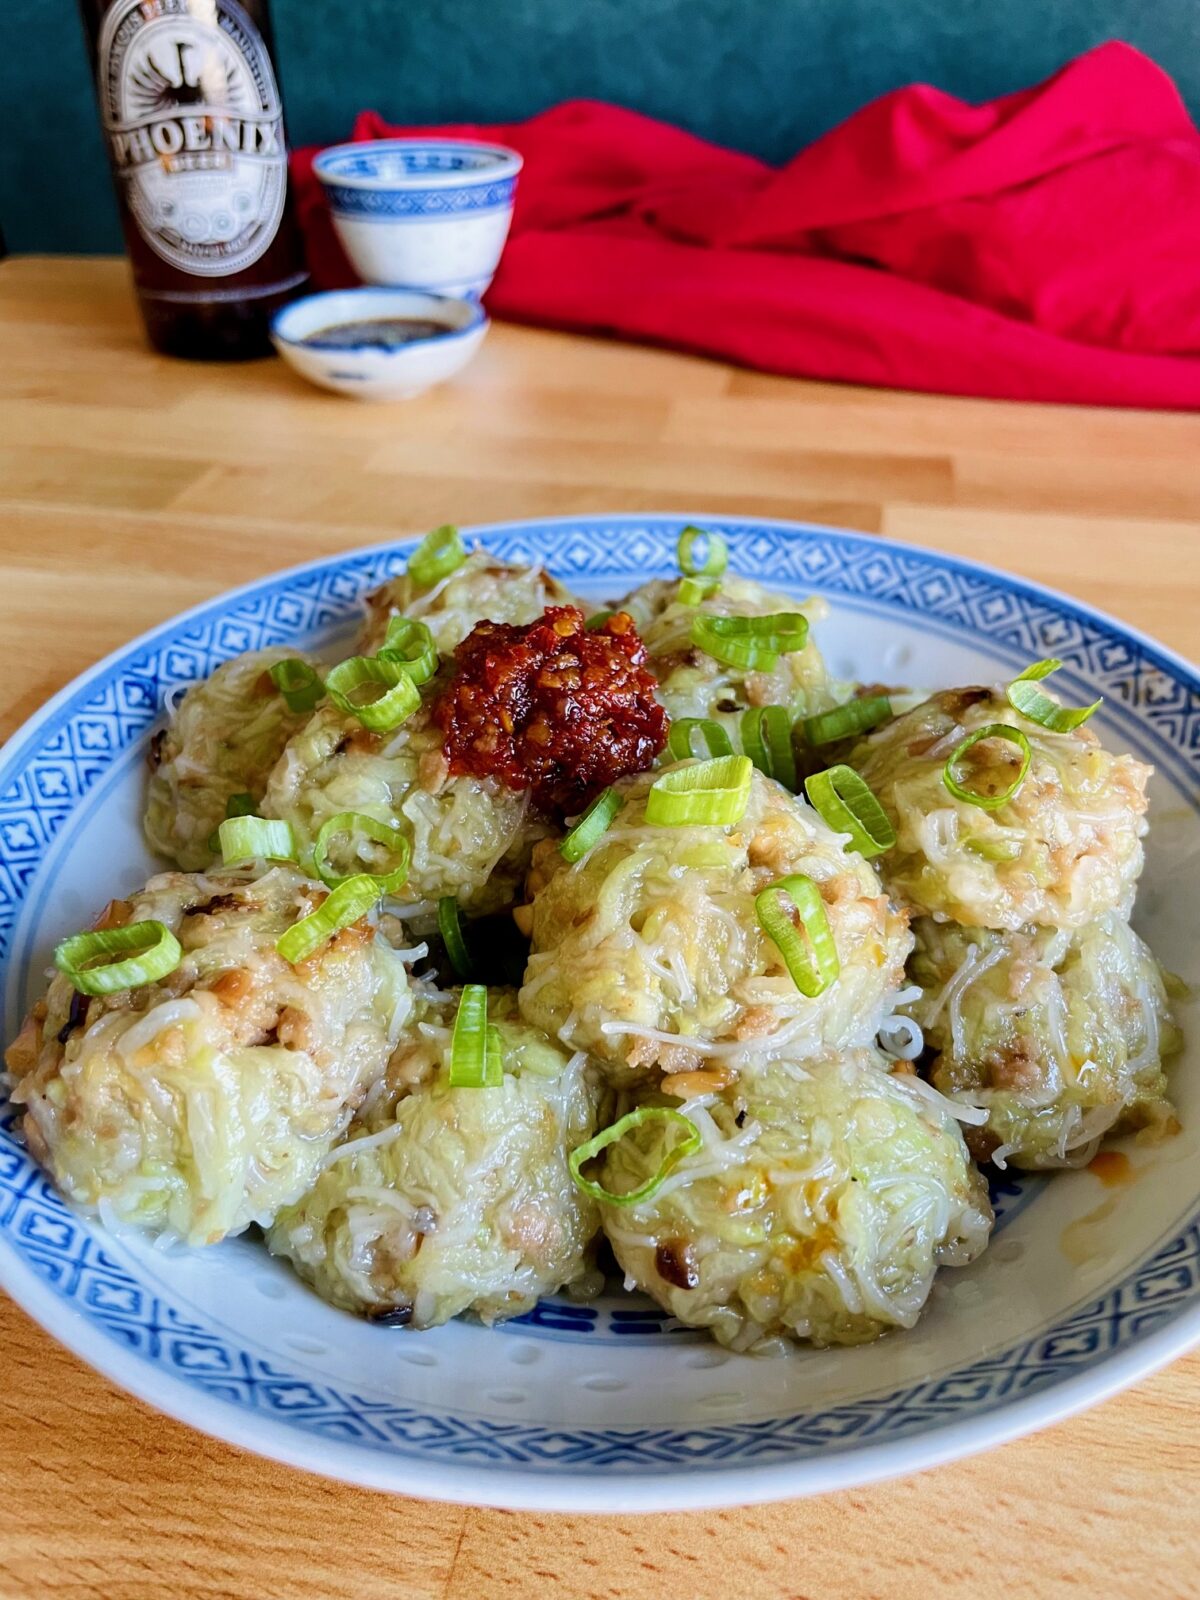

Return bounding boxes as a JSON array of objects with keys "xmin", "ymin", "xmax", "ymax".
[
  {"xmin": 270, "ymin": 288, "xmax": 488, "ymax": 400},
  {"xmin": 313, "ymin": 139, "xmax": 522, "ymax": 296}
]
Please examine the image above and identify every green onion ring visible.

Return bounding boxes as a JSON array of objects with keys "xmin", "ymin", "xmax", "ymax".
[
  {"xmin": 667, "ymin": 718, "xmax": 735, "ymax": 762},
  {"xmin": 645, "ymin": 754, "xmax": 753, "ymax": 827},
  {"xmin": 690, "ymin": 611, "xmax": 809, "ymax": 672},
  {"xmin": 755, "ymin": 875, "xmax": 840, "ymax": 997},
  {"xmin": 407, "ymin": 524, "xmax": 465, "ymax": 589},
  {"xmin": 218, "ymin": 815, "xmax": 296, "ymax": 867},
  {"xmin": 585, "ymin": 610, "xmax": 616, "ymax": 632},
  {"xmin": 268, "ymin": 658, "xmax": 324, "ymax": 714},
  {"xmin": 313, "ymin": 812, "xmax": 410, "ymax": 893},
  {"xmin": 802, "ymin": 694, "xmax": 892, "ymax": 747},
  {"xmin": 804, "ymin": 765, "xmax": 895, "ymax": 858},
  {"xmin": 677, "ymin": 576, "xmax": 721, "ymax": 607},
  {"xmin": 55, "ymin": 921, "xmax": 182, "ymax": 997},
  {"xmin": 740, "ymin": 706, "xmax": 797, "ymax": 791},
  {"xmin": 275, "ymin": 875, "xmax": 382, "ymax": 964},
  {"xmin": 1006, "ymin": 658, "xmax": 1101, "ymax": 732},
  {"xmin": 325, "ymin": 655, "xmax": 421, "ymax": 733},
  {"xmin": 437, "ymin": 896, "xmax": 474, "ymax": 980},
  {"xmin": 560, "ymin": 787, "xmax": 624, "ymax": 863},
  {"xmin": 943, "ymin": 723, "xmax": 1032, "ymax": 811},
  {"xmin": 569, "ymin": 1106, "xmax": 701, "ymax": 1207},
  {"xmin": 677, "ymin": 526, "xmax": 729, "ymax": 579},
  {"xmin": 377, "ymin": 616, "xmax": 438, "ymax": 686},
  {"xmin": 448, "ymin": 984, "xmax": 503, "ymax": 1088},
  {"xmin": 207, "ymin": 791, "xmax": 256, "ymax": 854}
]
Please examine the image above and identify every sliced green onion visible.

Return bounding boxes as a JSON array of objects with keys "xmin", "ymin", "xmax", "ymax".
[
  {"xmin": 802, "ymin": 694, "xmax": 892, "ymax": 747},
  {"xmin": 313, "ymin": 811, "xmax": 410, "ymax": 893},
  {"xmin": 645, "ymin": 754, "xmax": 753, "ymax": 827},
  {"xmin": 690, "ymin": 611, "xmax": 809, "ymax": 672},
  {"xmin": 276, "ymin": 875, "xmax": 381, "ymax": 964},
  {"xmin": 943, "ymin": 723, "xmax": 1032, "ymax": 812},
  {"xmin": 448, "ymin": 984, "xmax": 502, "ymax": 1088},
  {"xmin": 804, "ymin": 765, "xmax": 895, "ymax": 858},
  {"xmin": 218, "ymin": 815, "xmax": 296, "ymax": 866},
  {"xmin": 55, "ymin": 921, "xmax": 182, "ymax": 997},
  {"xmin": 585, "ymin": 610, "xmax": 615, "ymax": 632},
  {"xmin": 438, "ymin": 896, "xmax": 474, "ymax": 980},
  {"xmin": 377, "ymin": 616, "xmax": 438, "ymax": 686},
  {"xmin": 677, "ymin": 576, "xmax": 721, "ymax": 607},
  {"xmin": 755, "ymin": 875, "xmax": 840, "ymax": 997},
  {"xmin": 408, "ymin": 524, "xmax": 465, "ymax": 589},
  {"xmin": 569, "ymin": 1106, "xmax": 701, "ymax": 1207},
  {"xmin": 1006, "ymin": 658, "xmax": 1101, "ymax": 732},
  {"xmin": 677, "ymin": 526, "xmax": 728, "ymax": 579},
  {"xmin": 325, "ymin": 655, "xmax": 420, "ymax": 733},
  {"xmin": 269, "ymin": 658, "xmax": 324, "ymax": 714},
  {"xmin": 740, "ymin": 705, "xmax": 797, "ymax": 791},
  {"xmin": 560, "ymin": 787, "xmax": 624, "ymax": 862},
  {"xmin": 667, "ymin": 718, "xmax": 734, "ymax": 762},
  {"xmin": 207, "ymin": 791, "xmax": 256, "ymax": 854}
]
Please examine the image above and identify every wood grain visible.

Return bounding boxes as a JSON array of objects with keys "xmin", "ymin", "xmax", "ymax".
[{"xmin": 0, "ymin": 255, "xmax": 1197, "ymax": 1600}]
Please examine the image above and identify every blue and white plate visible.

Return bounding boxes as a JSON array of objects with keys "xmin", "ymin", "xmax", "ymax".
[{"xmin": 1, "ymin": 516, "xmax": 1197, "ymax": 1512}]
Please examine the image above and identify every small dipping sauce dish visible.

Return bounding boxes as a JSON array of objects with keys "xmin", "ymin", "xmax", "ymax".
[{"xmin": 271, "ymin": 288, "xmax": 488, "ymax": 400}]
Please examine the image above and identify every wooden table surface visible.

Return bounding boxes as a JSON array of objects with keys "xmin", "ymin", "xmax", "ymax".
[{"xmin": 0, "ymin": 255, "xmax": 1197, "ymax": 1600}]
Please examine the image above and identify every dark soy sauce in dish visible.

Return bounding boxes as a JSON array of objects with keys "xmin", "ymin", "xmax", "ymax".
[{"xmin": 299, "ymin": 318, "xmax": 454, "ymax": 350}]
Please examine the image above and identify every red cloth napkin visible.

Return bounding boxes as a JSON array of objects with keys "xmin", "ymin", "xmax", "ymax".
[{"xmin": 292, "ymin": 42, "xmax": 1200, "ymax": 408}]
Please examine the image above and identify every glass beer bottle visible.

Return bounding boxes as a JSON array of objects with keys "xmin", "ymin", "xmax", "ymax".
[{"xmin": 78, "ymin": 0, "xmax": 309, "ymax": 359}]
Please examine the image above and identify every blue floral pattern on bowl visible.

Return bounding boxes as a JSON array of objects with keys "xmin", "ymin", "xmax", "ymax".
[
  {"xmin": 315, "ymin": 142, "xmax": 517, "ymax": 182},
  {"xmin": 321, "ymin": 178, "xmax": 517, "ymax": 220}
]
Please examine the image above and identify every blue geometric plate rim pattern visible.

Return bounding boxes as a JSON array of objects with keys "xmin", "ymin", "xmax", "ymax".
[{"xmin": 0, "ymin": 514, "xmax": 1197, "ymax": 1512}]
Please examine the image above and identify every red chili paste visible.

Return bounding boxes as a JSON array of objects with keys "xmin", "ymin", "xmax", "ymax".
[{"xmin": 432, "ymin": 606, "xmax": 668, "ymax": 813}]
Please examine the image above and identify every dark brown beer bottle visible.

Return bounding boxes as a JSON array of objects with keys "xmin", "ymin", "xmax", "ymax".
[{"xmin": 79, "ymin": 0, "xmax": 309, "ymax": 360}]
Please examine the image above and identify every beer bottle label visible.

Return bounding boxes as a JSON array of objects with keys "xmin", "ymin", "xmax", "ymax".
[{"xmin": 97, "ymin": 0, "xmax": 287, "ymax": 279}]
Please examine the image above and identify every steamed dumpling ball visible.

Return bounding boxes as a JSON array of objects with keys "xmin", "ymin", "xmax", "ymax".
[
  {"xmin": 618, "ymin": 575, "xmax": 842, "ymax": 729},
  {"xmin": 261, "ymin": 701, "xmax": 552, "ymax": 922},
  {"xmin": 267, "ymin": 990, "xmax": 602, "ymax": 1327},
  {"xmin": 144, "ymin": 647, "xmax": 321, "ymax": 871},
  {"xmin": 851, "ymin": 686, "xmax": 1149, "ymax": 931},
  {"xmin": 595, "ymin": 1050, "xmax": 992, "ymax": 1351},
  {"xmin": 358, "ymin": 551, "xmax": 579, "ymax": 657},
  {"xmin": 6, "ymin": 865, "xmax": 412, "ymax": 1246},
  {"xmin": 519, "ymin": 763, "xmax": 912, "ymax": 1085},
  {"xmin": 905, "ymin": 914, "xmax": 1180, "ymax": 1168}
]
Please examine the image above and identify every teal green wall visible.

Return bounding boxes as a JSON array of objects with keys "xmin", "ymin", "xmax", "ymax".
[{"xmin": 5, "ymin": 1, "xmax": 1200, "ymax": 253}]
